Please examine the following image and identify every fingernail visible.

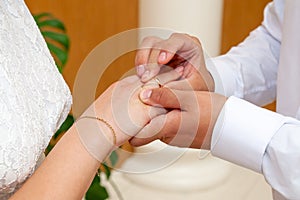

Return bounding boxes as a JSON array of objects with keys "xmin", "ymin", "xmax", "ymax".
[
  {"xmin": 141, "ymin": 70, "xmax": 150, "ymax": 82},
  {"xmin": 175, "ymin": 66, "xmax": 184, "ymax": 73},
  {"xmin": 141, "ymin": 89, "xmax": 152, "ymax": 99},
  {"xmin": 159, "ymin": 52, "xmax": 167, "ymax": 61},
  {"xmin": 136, "ymin": 65, "xmax": 145, "ymax": 77}
]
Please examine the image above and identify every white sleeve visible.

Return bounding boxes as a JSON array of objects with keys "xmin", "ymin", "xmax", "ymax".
[
  {"xmin": 206, "ymin": 1, "xmax": 283, "ymax": 106},
  {"xmin": 211, "ymin": 96, "xmax": 300, "ymax": 199},
  {"xmin": 263, "ymin": 123, "xmax": 300, "ymax": 199}
]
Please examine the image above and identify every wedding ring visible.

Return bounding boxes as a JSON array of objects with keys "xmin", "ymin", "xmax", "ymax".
[
  {"xmin": 141, "ymin": 77, "xmax": 163, "ymax": 88},
  {"xmin": 154, "ymin": 77, "xmax": 163, "ymax": 87}
]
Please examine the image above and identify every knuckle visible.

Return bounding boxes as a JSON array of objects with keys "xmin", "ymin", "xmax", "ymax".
[
  {"xmin": 135, "ymin": 52, "xmax": 146, "ymax": 64},
  {"xmin": 141, "ymin": 36, "xmax": 161, "ymax": 47},
  {"xmin": 152, "ymin": 43, "xmax": 163, "ymax": 51},
  {"xmin": 157, "ymin": 89, "xmax": 165, "ymax": 102},
  {"xmin": 141, "ymin": 36, "xmax": 152, "ymax": 45},
  {"xmin": 170, "ymin": 32, "xmax": 182, "ymax": 39},
  {"xmin": 157, "ymin": 40, "xmax": 175, "ymax": 54},
  {"xmin": 169, "ymin": 33, "xmax": 202, "ymax": 46},
  {"xmin": 190, "ymin": 36, "xmax": 202, "ymax": 46},
  {"xmin": 152, "ymin": 89, "xmax": 165, "ymax": 104}
]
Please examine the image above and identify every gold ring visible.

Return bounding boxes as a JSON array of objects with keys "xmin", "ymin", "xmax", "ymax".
[{"xmin": 154, "ymin": 77, "xmax": 163, "ymax": 87}]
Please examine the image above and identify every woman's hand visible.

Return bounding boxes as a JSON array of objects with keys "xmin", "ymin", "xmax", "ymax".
[
  {"xmin": 89, "ymin": 75, "xmax": 166, "ymax": 146},
  {"xmin": 130, "ymin": 87, "xmax": 227, "ymax": 149},
  {"xmin": 135, "ymin": 33, "xmax": 215, "ymax": 91},
  {"xmin": 84, "ymin": 69, "xmax": 182, "ymax": 144}
]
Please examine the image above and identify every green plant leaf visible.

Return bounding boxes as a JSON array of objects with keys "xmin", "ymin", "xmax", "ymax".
[
  {"xmin": 47, "ymin": 43, "xmax": 68, "ymax": 67},
  {"xmin": 56, "ymin": 65, "xmax": 63, "ymax": 73},
  {"xmin": 33, "ymin": 12, "xmax": 52, "ymax": 21},
  {"xmin": 109, "ymin": 151, "xmax": 118, "ymax": 166},
  {"xmin": 53, "ymin": 114, "xmax": 74, "ymax": 139},
  {"xmin": 42, "ymin": 31, "xmax": 70, "ymax": 50},
  {"xmin": 102, "ymin": 164, "xmax": 111, "ymax": 180},
  {"xmin": 34, "ymin": 12, "xmax": 70, "ymax": 73},
  {"xmin": 45, "ymin": 143, "xmax": 54, "ymax": 155},
  {"xmin": 86, "ymin": 175, "xmax": 109, "ymax": 200},
  {"xmin": 37, "ymin": 19, "xmax": 66, "ymax": 31}
]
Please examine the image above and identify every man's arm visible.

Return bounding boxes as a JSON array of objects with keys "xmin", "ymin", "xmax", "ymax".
[
  {"xmin": 207, "ymin": 1, "xmax": 283, "ymax": 106},
  {"xmin": 211, "ymin": 96, "xmax": 300, "ymax": 199}
]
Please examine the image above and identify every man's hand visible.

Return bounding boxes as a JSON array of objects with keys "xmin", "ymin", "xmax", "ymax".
[
  {"xmin": 135, "ymin": 33, "xmax": 215, "ymax": 91},
  {"xmin": 130, "ymin": 87, "xmax": 227, "ymax": 149}
]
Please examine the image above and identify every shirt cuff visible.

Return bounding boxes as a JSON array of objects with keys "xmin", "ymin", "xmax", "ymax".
[
  {"xmin": 206, "ymin": 56, "xmax": 237, "ymax": 97},
  {"xmin": 210, "ymin": 96, "xmax": 288, "ymax": 173}
]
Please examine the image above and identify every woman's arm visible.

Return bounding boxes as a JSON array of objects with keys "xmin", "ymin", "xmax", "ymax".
[
  {"xmin": 11, "ymin": 75, "xmax": 171, "ymax": 200},
  {"xmin": 11, "ymin": 124, "xmax": 103, "ymax": 200}
]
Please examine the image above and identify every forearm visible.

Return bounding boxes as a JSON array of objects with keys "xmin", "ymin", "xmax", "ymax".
[
  {"xmin": 207, "ymin": 25, "xmax": 280, "ymax": 106},
  {"xmin": 11, "ymin": 124, "xmax": 106, "ymax": 200}
]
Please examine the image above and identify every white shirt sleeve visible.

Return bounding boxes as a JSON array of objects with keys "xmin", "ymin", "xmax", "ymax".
[
  {"xmin": 211, "ymin": 97, "xmax": 300, "ymax": 199},
  {"xmin": 263, "ymin": 123, "xmax": 300, "ymax": 199},
  {"xmin": 207, "ymin": 1, "xmax": 300, "ymax": 198},
  {"xmin": 206, "ymin": 1, "xmax": 283, "ymax": 106}
]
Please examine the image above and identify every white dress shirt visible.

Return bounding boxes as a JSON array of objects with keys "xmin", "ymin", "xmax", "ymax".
[{"xmin": 207, "ymin": 0, "xmax": 300, "ymax": 199}]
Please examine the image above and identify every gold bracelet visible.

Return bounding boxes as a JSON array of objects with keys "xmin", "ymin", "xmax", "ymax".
[{"xmin": 77, "ymin": 116, "xmax": 116, "ymax": 145}]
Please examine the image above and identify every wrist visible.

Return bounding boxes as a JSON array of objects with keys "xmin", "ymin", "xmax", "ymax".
[
  {"xmin": 206, "ymin": 70, "xmax": 215, "ymax": 92},
  {"xmin": 89, "ymin": 100, "xmax": 131, "ymax": 147},
  {"xmin": 202, "ymin": 70, "xmax": 215, "ymax": 92},
  {"xmin": 75, "ymin": 116, "xmax": 116, "ymax": 162},
  {"xmin": 200, "ymin": 93, "xmax": 226, "ymax": 150}
]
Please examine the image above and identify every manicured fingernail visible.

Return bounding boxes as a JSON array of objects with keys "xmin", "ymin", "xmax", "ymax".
[
  {"xmin": 175, "ymin": 66, "xmax": 184, "ymax": 73},
  {"xmin": 159, "ymin": 52, "xmax": 167, "ymax": 61},
  {"xmin": 136, "ymin": 65, "xmax": 145, "ymax": 76},
  {"xmin": 141, "ymin": 89, "xmax": 152, "ymax": 99},
  {"xmin": 141, "ymin": 70, "xmax": 150, "ymax": 81}
]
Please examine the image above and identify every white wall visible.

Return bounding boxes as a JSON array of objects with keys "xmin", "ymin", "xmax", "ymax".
[{"xmin": 139, "ymin": 0, "xmax": 224, "ymax": 56}]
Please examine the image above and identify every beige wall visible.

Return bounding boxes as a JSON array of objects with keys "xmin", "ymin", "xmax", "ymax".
[{"xmin": 139, "ymin": 0, "xmax": 224, "ymax": 57}]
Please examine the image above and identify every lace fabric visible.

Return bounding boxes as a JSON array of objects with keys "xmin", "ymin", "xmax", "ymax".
[{"xmin": 0, "ymin": 0, "xmax": 72, "ymax": 198}]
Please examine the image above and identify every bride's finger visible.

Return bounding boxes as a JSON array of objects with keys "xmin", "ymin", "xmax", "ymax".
[
  {"xmin": 143, "ymin": 66, "xmax": 184, "ymax": 88},
  {"xmin": 164, "ymin": 68, "xmax": 203, "ymax": 91},
  {"xmin": 164, "ymin": 78, "xmax": 195, "ymax": 90}
]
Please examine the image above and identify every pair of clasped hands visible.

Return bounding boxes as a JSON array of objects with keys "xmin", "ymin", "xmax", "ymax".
[{"xmin": 94, "ymin": 33, "xmax": 227, "ymax": 151}]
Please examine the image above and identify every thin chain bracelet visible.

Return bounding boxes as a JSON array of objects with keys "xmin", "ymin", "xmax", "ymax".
[{"xmin": 77, "ymin": 116, "xmax": 117, "ymax": 145}]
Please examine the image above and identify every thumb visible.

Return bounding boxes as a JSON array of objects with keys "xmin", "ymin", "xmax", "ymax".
[
  {"xmin": 129, "ymin": 114, "xmax": 166, "ymax": 147},
  {"xmin": 139, "ymin": 87, "xmax": 189, "ymax": 110}
]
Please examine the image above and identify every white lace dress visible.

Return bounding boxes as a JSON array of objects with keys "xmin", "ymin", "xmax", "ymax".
[{"xmin": 0, "ymin": 0, "xmax": 72, "ymax": 199}]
